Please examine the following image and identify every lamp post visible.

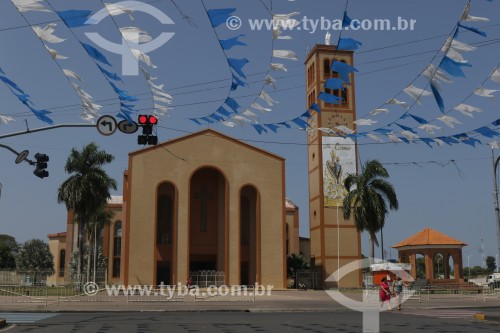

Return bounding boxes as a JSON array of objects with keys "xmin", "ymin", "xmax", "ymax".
[
  {"xmin": 467, "ymin": 255, "xmax": 473, "ymax": 278},
  {"xmin": 491, "ymin": 149, "xmax": 500, "ymax": 277}
]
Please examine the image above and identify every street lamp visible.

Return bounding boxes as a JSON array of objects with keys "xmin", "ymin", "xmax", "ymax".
[{"xmin": 467, "ymin": 254, "xmax": 473, "ymax": 278}]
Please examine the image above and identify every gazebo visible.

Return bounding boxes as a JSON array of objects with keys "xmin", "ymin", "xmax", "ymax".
[{"xmin": 392, "ymin": 228, "xmax": 467, "ymax": 285}]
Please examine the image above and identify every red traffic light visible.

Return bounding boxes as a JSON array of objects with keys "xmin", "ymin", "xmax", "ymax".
[
  {"xmin": 138, "ymin": 115, "xmax": 158, "ymax": 125},
  {"xmin": 138, "ymin": 115, "xmax": 148, "ymax": 125}
]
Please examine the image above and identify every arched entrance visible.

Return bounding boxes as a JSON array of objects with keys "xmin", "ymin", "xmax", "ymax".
[
  {"xmin": 189, "ymin": 167, "xmax": 227, "ymax": 273},
  {"xmin": 240, "ymin": 185, "xmax": 259, "ymax": 285},
  {"xmin": 156, "ymin": 182, "xmax": 176, "ymax": 285}
]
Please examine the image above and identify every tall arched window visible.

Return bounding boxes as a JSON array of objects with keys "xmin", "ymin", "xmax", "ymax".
[
  {"xmin": 113, "ymin": 221, "xmax": 122, "ymax": 277},
  {"xmin": 59, "ymin": 250, "xmax": 66, "ymax": 277}
]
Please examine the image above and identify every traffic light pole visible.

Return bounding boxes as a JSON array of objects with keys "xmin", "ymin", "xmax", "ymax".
[
  {"xmin": 0, "ymin": 143, "xmax": 34, "ymax": 165},
  {"xmin": 0, "ymin": 123, "xmax": 96, "ymax": 140}
]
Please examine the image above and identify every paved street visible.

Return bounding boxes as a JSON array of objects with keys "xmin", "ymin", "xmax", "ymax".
[{"xmin": 2, "ymin": 311, "xmax": 499, "ymax": 333}]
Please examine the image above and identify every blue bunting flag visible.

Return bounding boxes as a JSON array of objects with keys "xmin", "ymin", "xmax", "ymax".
[
  {"xmin": 0, "ymin": 75, "xmax": 24, "ymax": 94},
  {"xmin": 338, "ymin": 38, "xmax": 362, "ymax": 51},
  {"xmin": 220, "ymin": 35, "xmax": 247, "ymax": 50},
  {"xmin": 318, "ymin": 92, "xmax": 342, "ymax": 104},
  {"xmin": 310, "ymin": 103, "xmax": 321, "ymax": 113},
  {"xmin": 420, "ymin": 138, "xmax": 435, "ymax": 148},
  {"xmin": 253, "ymin": 124, "xmax": 267, "ymax": 134},
  {"xmin": 81, "ymin": 43, "xmax": 112, "ymax": 66},
  {"xmin": 342, "ymin": 11, "xmax": 360, "ymax": 28},
  {"xmin": 231, "ymin": 74, "xmax": 247, "ymax": 91},
  {"xmin": 458, "ymin": 23, "xmax": 487, "ymax": 37},
  {"xmin": 440, "ymin": 56, "xmax": 472, "ymax": 78},
  {"xmin": 408, "ymin": 114, "xmax": 428, "ymax": 125},
  {"xmin": 228, "ymin": 58, "xmax": 249, "ymax": 79},
  {"xmin": 291, "ymin": 117, "xmax": 309, "ymax": 128},
  {"xmin": 475, "ymin": 126, "xmax": 499, "ymax": 138},
  {"xmin": 97, "ymin": 65, "xmax": 123, "ymax": 82},
  {"xmin": 207, "ymin": 8, "xmax": 236, "ymax": 28},
  {"xmin": 209, "ymin": 114, "xmax": 224, "ymax": 122},
  {"xmin": 57, "ymin": 10, "xmax": 92, "ymax": 28},
  {"xmin": 265, "ymin": 124, "xmax": 280, "ymax": 133},
  {"xmin": 325, "ymin": 78, "xmax": 345, "ymax": 91},
  {"xmin": 331, "ymin": 61, "xmax": 358, "ymax": 84},
  {"xmin": 216, "ymin": 107, "xmax": 232, "ymax": 117},
  {"xmin": 430, "ymin": 82, "xmax": 445, "ymax": 113},
  {"xmin": 225, "ymin": 97, "xmax": 240, "ymax": 113},
  {"xmin": 27, "ymin": 105, "xmax": 54, "ymax": 125},
  {"xmin": 395, "ymin": 123, "xmax": 417, "ymax": 134}
]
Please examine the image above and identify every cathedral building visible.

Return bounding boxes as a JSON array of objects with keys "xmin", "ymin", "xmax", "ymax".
[{"xmin": 48, "ymin": 45, "xmax": 362, "ymax": 289}]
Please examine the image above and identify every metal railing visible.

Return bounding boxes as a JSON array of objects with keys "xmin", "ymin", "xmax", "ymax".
[
  {"xmin": 0, "ymin": 285, "xmax": 48, "ymax": 305},
  {"xmin": 189, "ymin": 270, "xmax": 225, "ymax": 288}
]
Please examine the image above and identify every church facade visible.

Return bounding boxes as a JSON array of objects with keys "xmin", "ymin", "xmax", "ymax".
[
  {"xmin": 48, "ymin": 44, "xmax": 363, "ymax": 289},
  {"xmin": 49, "ymin": 129, "xmax": 291, "ymax": 288}
]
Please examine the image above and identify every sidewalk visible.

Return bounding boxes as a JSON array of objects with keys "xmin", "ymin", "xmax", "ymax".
[{"xmin": 1, "ymin": 290, "xmax": 499, "ymax": 313}]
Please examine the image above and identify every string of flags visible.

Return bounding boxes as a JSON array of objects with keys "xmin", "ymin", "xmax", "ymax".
[
  {"xmin": 0, "ymin": 66, "xmax": 53, "ymax": 124},
  {"xmin": 3, "ymin": 0, "xmax": 171, "ymax": 125},
  {"xmin": 189, "ymin": 3, "xmax": 299, "ymax": 130},
  {"xmin": 252, "ymin": 5, "xmax": 362, "ymax": 134},
  {"xmin": 303, "ymin": 0, "xmax": 500, "ymax": 148}
]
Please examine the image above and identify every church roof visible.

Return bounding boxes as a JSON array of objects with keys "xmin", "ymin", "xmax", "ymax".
[
  {"xmin": 47, "ymin": 232, "xmax": 66, "ymax": 239},
  {"xmin": 128, "ymin": 129, "xmax": 285, "ymax": 161},
  {"xmin": 392, "ymin": 228, "xmax": 467, "ymax": 248}
]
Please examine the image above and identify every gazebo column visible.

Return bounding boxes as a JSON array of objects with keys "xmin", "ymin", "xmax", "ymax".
[
  {"xmin": 408, "ymin": 252, "xmax": 416, "ymax": 279},
  {"xmin": 425, "ymin": 252, "xmax": 433, "ymax": 282}
]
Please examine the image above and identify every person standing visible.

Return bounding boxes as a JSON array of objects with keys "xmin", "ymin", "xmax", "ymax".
[
  {"xmin": 379, "ymin": 277, "xmax": 392, "ymax": 310},
  {"xmin": 392, "ymin": 276, "xmax": 409, "ymax": 310}
]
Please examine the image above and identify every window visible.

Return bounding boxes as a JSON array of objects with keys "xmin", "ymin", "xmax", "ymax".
[
  {"xmin": 113, "ymin": 221, "xmax": 122, "ymax": 277},
  {"xmin": 323, "ymin": 58, "xmax": 330, "ymax": 79},
  {"xmin": 59, "ymin": 250, "xmax": 65, "ymax": 277},
  {"xmin": 323, "ymin": 59, "xmax": 349, "ymax": 107}
]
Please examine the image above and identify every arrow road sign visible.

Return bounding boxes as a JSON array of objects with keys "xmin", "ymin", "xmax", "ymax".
[
  {"xmin": 118, "ymin": 120, "xmax": 139, "ymax": 134},
  {"xmin": 96, "ymin": 115, "xmax": 117, "ymax": 136}
]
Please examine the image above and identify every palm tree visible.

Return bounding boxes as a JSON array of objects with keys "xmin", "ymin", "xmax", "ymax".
[
  {"xmin": 57, "ymin": 142, "xmax": 117, "ymax": 285},
  {"xmin": 85, "ymin": 208, "xmax": 114, "ymax": 283},
  {"xmin": 342, "ymin": 160, "xmax": 398, "ymax": 262}
]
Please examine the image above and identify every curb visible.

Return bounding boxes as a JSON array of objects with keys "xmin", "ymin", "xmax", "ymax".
[
  {"xmin": 474, "ymin": 313, "xmax": 500, "ymax": 322},
  {"xmin": 0, "ymin": 319, "xmax": 6, "ymax": 329}
]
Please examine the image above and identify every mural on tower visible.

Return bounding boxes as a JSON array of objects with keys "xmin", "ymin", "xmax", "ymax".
[{"xmin": 322, "ymin": 137, "xmax": 356, "ymax": 207}]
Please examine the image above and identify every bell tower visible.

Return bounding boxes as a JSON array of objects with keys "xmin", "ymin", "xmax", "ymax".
[{"xmin": 305, "ymin": 45, "xmax": 361, "ymax": 288}]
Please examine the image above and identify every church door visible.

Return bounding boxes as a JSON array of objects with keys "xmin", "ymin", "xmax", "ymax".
[{"xmin": 189, "ymin": 168, "xmax": 227, "ymax": 274}]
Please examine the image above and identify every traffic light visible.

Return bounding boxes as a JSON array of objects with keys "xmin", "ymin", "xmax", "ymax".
[
  {"xmin": 138, "ymin": 114, "xmax": 158, "ymax": 146},
  {"xmin": 33, "ymin": 153, "xmax": 49, "ymax": 179}
]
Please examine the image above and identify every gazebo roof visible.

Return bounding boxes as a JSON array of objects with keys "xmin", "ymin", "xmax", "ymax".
[{"xmin": 392, "ymin": 228, "xmax": 467, "ymax": 248}]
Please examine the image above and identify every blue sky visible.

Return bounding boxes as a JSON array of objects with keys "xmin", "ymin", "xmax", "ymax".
[{"xmin": 0, "ymin": 0, "xmax": 499, "ymax": 267}]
